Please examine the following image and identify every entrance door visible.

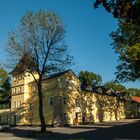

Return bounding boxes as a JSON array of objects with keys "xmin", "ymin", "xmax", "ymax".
[{"xmin": 75, "ymin": 112, "xmax": 81, "ymax": 125}]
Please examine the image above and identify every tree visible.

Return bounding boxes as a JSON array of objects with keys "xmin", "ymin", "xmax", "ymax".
[
  {"xmin": 110, "ymin": 20, "xmax": 140, "ymax": 82},
  {"xmin": 127, "ymin": 88, "xmax": 140, "ymax": 97},
  {"xmin": 0, "ymin": 67, "xmax": 11, "ymax": 100},
  {"xmin": 104, "ymin": 80, "xmax": 126, "ymax": 92},
  {"xmin": 6, "ymin": 11, "xmax": 73, "ymax": 132},
  {"xmin": 94, "ymin": 0, "xmax": 140, "ymax": 22},
  {"xmin": 94, "ymin": 0, "xmax": 140, "ymax": 82},
  {"xmin": 79, "ymin": 71, "xmax": 102, "ymax": 91}
]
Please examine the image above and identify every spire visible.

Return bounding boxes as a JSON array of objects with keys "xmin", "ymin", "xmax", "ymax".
[{"xmin": 10, "ymin": 53, "xmax": 36, "ymax": 75}]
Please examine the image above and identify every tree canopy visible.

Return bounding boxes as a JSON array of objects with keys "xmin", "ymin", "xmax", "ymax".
[
  {"xmin": 110, "ymin": 20, "xmax": 140, "ymax": 82},
  {"xmin": 94, "ymin": 0, "xmax": 140, "ymax": 82},
  {"xmin": 104, "ymin": 80, "xmax": 126, "ymax": 92},
  {"xmin": 0, "ymin": 67, "xmax": 11, "ymax": 100},
  {"xmin": 6, "ymin": 10, "xmax": 73, "ymax": 132},
  {"xmin": 79, "ymin": 71, "xmax": 102, "ymax": 91},
  {"xmin": 127, "ymin": 88, "xmax": 140, "ymax": 97},
  {"xmin": 94, "ymin": 0, "xmax": 140, "ymax": 22}
]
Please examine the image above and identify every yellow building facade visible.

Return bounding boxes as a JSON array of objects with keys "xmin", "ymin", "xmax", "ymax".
[
  {"xmin": 0, "ymin": 69, "xmax": 139, "ymax": 126},
  {"xmin": 9, "ymin": 69, "xmax": 139, "ymax": 126}
]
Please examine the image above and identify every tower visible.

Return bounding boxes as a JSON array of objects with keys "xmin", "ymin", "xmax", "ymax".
[{"xmin": 10, "ymin": 54, "xmax": 38, "ymax": 125}]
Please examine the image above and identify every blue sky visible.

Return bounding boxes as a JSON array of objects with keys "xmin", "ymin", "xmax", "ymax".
[{"xmin": 0, "ymin": 0, "xmax": 139, "ymax": 88}]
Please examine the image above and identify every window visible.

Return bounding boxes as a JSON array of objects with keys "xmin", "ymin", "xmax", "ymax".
[
  {"xmin": 18, "ymin": 87, "xmax": 22, "ymax": 93},
  {"xmin": 29, "ymin": 103, "xmax": 32, "ymax": 111},
  {"xmin": 18, "ymin": 75, "xmax": 22, "ymax": 80},
  {"xmin": 13, "ymin": 88, "xmax": 16, "ymax": 93},
  {"xmin": 49, "ymin": 98, "xmax": 53, "ymax": 106},
  {"xmin": 66, "ymin": 78, "xmax": 69, "ymax": 88},
  {"xmin": 63, "ymin": 97, "xmax": 66, "ymax": 105},
  {"xmin": 64, "ymin": 113, "xmax": 67, "ymax": 121},
  {"xmin": 18, "ymin": 101, "xmax": 22, "ymax": 108}
]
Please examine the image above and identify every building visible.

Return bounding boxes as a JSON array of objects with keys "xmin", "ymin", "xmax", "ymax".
[
  {"xmin": 0, "ymin": 58, "xmax": 139, "ymax": 126},
  {"xmin": 9, "ymin": 68, "xmax": 139, "ymax": 126}
]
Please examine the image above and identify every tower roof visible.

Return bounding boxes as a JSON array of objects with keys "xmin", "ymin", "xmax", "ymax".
[{"xmin": 10, "ymin": 53, "xmax": 36, "ymax": 75}]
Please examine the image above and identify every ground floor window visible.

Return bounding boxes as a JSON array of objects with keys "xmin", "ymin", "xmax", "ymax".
[{"xmin": 64, "ymin": 113, "xmax": 67, "ymax": 122}]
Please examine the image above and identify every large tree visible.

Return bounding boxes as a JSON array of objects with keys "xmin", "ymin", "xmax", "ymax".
[
  {"xmin": 6, "ymin": 11, "xmax": 72, "ymax": 132},
  {"xmin": 110, "ymin": 20, "xmax": 140, "ymax": 82},
  {"xmin": 94, "ymin": 0, "xmax": 140, "ymax": 82},
  {"xmin": 127, "ymin": 88, "xmax": 140, "ymax": 97},
  {"xmin": 104, "ymin": 80, "xmax": 126, "ymax": 92},
  {"xmin": 94, "ymin": 0, "xmax": 140, "ymax": 22},
  {"xmin": 79, "ymin": 71, "xmax": 102, "ymax": 91},
  {"xmin": 0, "ymin": 67, "xmax": 11, "ymax": 100}
]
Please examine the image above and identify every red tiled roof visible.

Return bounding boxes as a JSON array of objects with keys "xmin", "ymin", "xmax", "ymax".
[{"xmin": 131, "ymin": 96, "xmax": 140, "ymax": 103}]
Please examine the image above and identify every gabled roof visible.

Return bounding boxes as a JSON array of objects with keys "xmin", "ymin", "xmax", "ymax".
[
  {"xmin": 28, "ymin": 69, "xmax": 79, "ymax": 84},
  {"xmin": 44, "ymin": 69, "xmax": 79, "ymax": 80},
  {"xmin": 131, "ymin": 96, "xmax": 140, "ymax": 104}
]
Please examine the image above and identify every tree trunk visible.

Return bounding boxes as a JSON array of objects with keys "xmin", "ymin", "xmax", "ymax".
[{"xmin": 38, "ymin": 82, "xmax": 46, "ymax": 133}]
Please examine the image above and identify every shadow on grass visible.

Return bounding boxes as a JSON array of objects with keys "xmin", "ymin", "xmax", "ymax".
[{"xmin": 2, "ymin": 119, "xmax": 140, "ymax": 140}]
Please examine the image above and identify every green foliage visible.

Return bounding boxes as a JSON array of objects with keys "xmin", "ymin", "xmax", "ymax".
[
  {"xmin": 104, "ymin": 80, "xmax": 126, "ymax": 92},
  {"xmin": 0, "ymin": 67, "xmax": 8, "ymax": 87},
  {"xmin": 94, "ymin": 0, "xmax": 140, "ymax": 22},
  {"xmin": 79, "ymin": 71, "xmax": 102, "ymax": 91},
  {"xmin": 0, "ymin": 67, "xmax": 11, "ymax": 100},
  {"xmin": 127, "ymin": 88, "xmax": 140, "ymax": 97},
  {"xmin": 94, "ymin": 0, "xmax": 140, "ymax": 82},
  {"xmin": 111, "ymin": 20, "xmax": 140, "ymax": 82}
]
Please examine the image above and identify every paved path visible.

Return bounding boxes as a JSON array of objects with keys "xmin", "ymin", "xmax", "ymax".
[{"xmin": 0, "ymin": 119, "xmax": 140, "ymax": 140}]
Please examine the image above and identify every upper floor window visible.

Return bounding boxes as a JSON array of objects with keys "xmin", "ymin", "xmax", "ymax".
[
  {"xmin": 18, "ymin": 87, "xmax": 22, "ymax": 93},
  {"xmin": 49, "ymin": 98, "xmax": 53, "ymax": 106},
  {"xmin": 13, "ymin": 88, "xmax": 16, "ymax": 93}
]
